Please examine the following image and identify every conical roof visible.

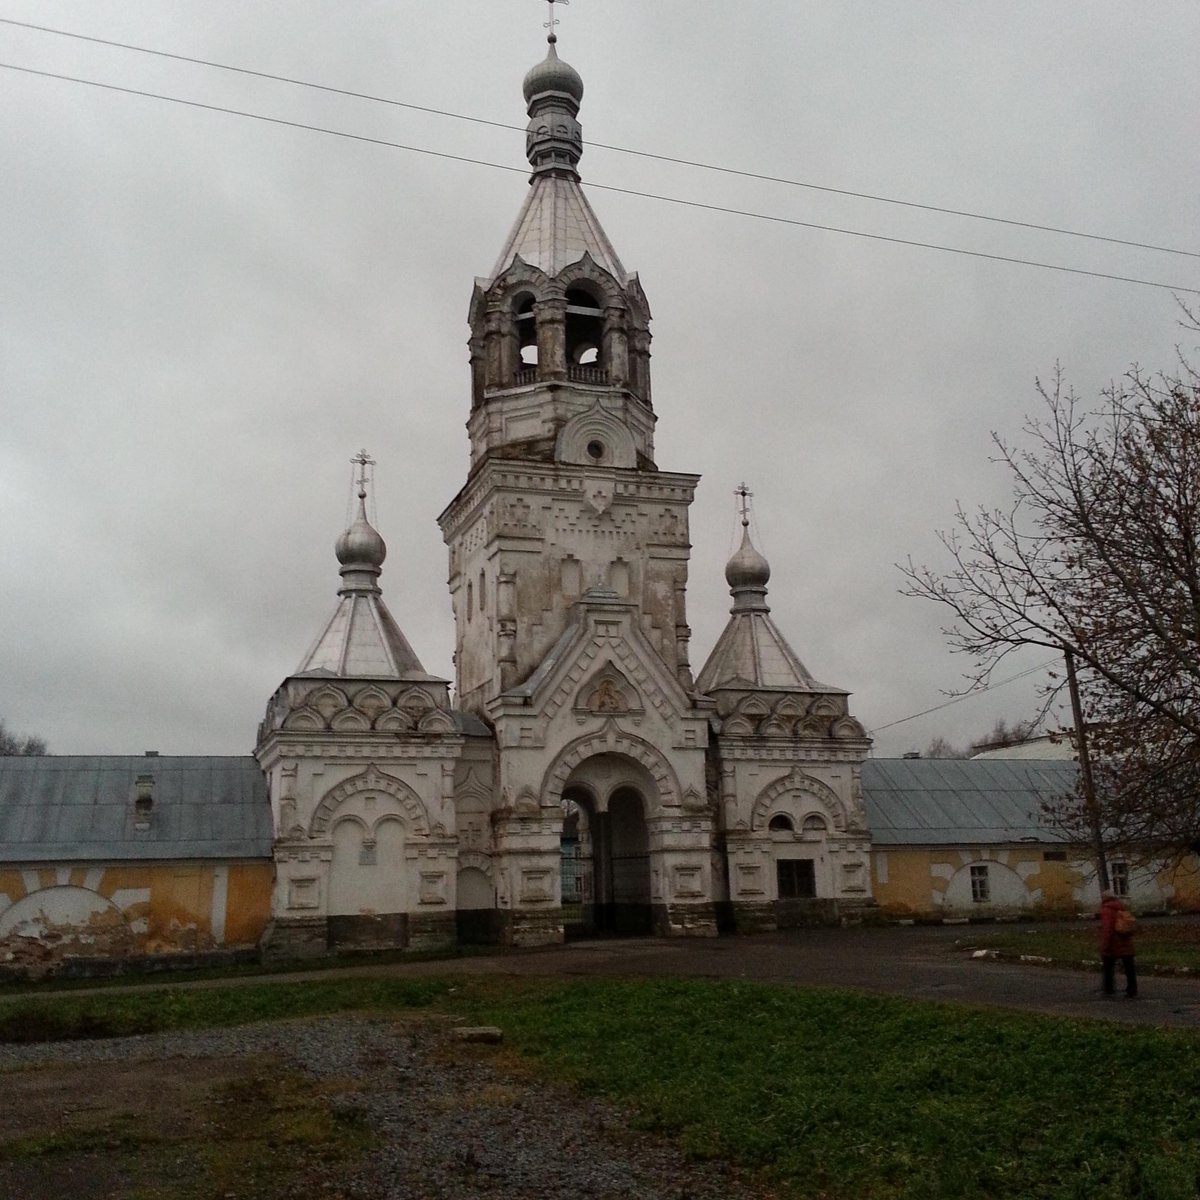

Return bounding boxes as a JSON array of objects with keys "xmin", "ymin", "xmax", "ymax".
[
  {"xmin": 488, "ymin": 176, "xmax": 626, "ymax": 284},
  {"xmin": 486, "ymin": 33, "xmax": 628, "ymax": 287},
  {"xmin": 295, "ymin": 487, "xmax": 431, "ymax": 679},
  {"xmin": 696, "ymin": 610, "xmax": 822, "ymax": 693},
  {"xmin": 697, "ymin": 521, "xmax": 840, "ymax": 695}
]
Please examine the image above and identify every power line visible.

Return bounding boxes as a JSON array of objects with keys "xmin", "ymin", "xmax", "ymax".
[
  {"xmin": 3, "ymin": 14, "xmax": 1197, "ymax": 262},
  {"xmin": 868, "ymin": 658, "xmax": 1059, "ymax": 735},
  {"xmin": 4, "ymin": 61, "xmax": 1199, "ymax": 297}
]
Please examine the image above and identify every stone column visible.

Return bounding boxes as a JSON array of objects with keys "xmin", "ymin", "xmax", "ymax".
[
  {"xmin": 535, "ymin": 298, "xmax": 568, "ymax": 381},
  {"xmin": 485, "ymin": 310, "xmax": 506, "ymax": 389},
  {"xmin": 603, "ymin": 306, "xmax": 629, "ymax": 386},
  {"xmin": 468, "ymin": 334, "xmax": 486, "ymax": 408},
  {"xmin": 629, "ymin": 328, "xmax": 652, "ymax": 405},
  {"xmin": 646, "ymin": 814, "xmax": 719, "ymax": 937},
  {"xmin": 492, "ymin": 810, "xmax": 565, "ymax": 947}
]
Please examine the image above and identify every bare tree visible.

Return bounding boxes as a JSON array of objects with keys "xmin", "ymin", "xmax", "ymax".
[
  {"xmin": 0, "ymin": 718, "xmax": 47, "ymax": 756},
  {"xmin": 968, "ymin": 717, "xmax": 1038, "ymax": 756},
  {"xmin": 923, "ymin": 736, "xmax": 965, "ymax": 759},
  {"xmin": 902, "ymin": 338, "xmax": 1200, "ymax": 855}
]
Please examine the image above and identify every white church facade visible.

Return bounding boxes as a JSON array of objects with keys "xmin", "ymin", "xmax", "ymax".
[{"xmin": 254, "ymin": 34, "xmax": 874, "ymax": 953}]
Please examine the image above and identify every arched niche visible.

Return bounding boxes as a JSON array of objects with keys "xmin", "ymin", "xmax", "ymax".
[
  {"xmin": 310, "ymin": 765, "xmax": 431, "ymax": 838},
  {"xmin": 751, "ymin": 771, "xmax": 848, "ymax": 833},
  {"xmin": 943, "ymin": 859, "xmax": 1029, "ymax": 914},
  {"xmin": 458, "ymin": 866, "xmax": 493, "ymax": 910},
  {"xmin": 0, "ymin": 886, "xmax": 127, "ymax": 940},
  {"xmin": 555, "ymin": 404, "xmax": 637, "ymax": 468},
  {"xmin": 329, "ymin": 813, "xmax": 407, "ymax": 917},
  {"xmin": 543, "ymin": 728, "xmax": 681, "ymax": 810}
]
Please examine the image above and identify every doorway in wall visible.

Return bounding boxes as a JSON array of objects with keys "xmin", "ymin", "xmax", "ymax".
[{"xmin": 561, "ymin": 769, "xmax": 653, "ymax": 937}]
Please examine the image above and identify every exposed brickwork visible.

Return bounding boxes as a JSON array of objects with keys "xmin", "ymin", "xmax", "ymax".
[
  {"xmin": 728, "ymin": 902, "xmax": 778, "ymax": 934},
  {"xmin": 498, "ymin": 910, "xmax": 565, "ymax": 948},
  {"xmin": 653, "ymin": 902, "xmax": 719, "ymax": 938},
  {"xmin": 261, "ymin": 917, "xmax": 329, "ymax": 961},
  {"xmin": 408, "ymin": 913, "xmax": 456, "ymax": 950}
]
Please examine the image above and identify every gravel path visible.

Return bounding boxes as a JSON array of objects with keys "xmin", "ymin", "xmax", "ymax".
[{"xmin": 3, "ymin": 1016, "xmax": 765, "ymax": 1199}]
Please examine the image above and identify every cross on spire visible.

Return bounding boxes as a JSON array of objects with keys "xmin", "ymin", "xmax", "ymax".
[
  {"xmin": 351, "ymin": 449, "xmax": 376, "ymax": 499},
  {"xmin": 735, "ymin": 482, "xmax": 753, "ymax": 528},
  {"xmin": 543, "ymin": 0, "xmax": 568, "ymax": 43}
]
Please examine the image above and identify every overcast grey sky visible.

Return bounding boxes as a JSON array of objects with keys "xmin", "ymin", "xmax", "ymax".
[{"xmin": 2, "ymin": 2, "xmax": 1197, "ymax": 758}]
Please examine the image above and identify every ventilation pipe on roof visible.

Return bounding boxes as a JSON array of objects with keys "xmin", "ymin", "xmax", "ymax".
[{"xmin": 133, "ymin": 773, "xmax": 154, "ymax": 830}]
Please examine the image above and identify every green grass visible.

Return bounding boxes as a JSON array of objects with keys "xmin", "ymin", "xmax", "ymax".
[
  {"xmin": 0, "ymin": 940, "xmax": 490, "ymax": 997},
  {"xmin": 0, "ymin": 1070, "xmax": 371, "ymax": 1200},
  {"xmin": 3, "ymin": 974, "xmax": 1199, "ymax": 1199},
  {"xmin": 965, "ymin": 921, "xmax": 1200, "ymax": 971},
  {"xmin": 0, "ymin": 975, "xmax": 451, "ymax": 1042},
  {"xmin": 454, "ymin": 977, "xmax": 1200, "ymax": 1200}
]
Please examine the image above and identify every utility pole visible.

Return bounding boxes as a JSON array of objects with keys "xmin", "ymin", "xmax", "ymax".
[{"xmin": 1064, "ymin": 647, "xmax": 1109, "ymax": 891}]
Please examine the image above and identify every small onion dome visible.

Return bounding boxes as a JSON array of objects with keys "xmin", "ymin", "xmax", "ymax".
[
  {"xmin": 335, "ymin": 494, "xmax": 387, "ymax": 569},
  {"xmin": 725, "ymin": 524, "xmax": 771, "ymax": 592},
  {"xmin": 523, "ymin": 38, "xmax": 584, "ymax": 105}
]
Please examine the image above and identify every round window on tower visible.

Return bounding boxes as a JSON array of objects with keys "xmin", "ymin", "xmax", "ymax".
[{"xmin": 586, "ymin": 440, "xmax": 605, "ymax": 461}]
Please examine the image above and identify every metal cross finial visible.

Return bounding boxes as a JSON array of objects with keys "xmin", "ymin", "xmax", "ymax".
[
  {"xmin": 351, "ymin": 449, "xmax": 376, "ymax": 499},
  {"xmin": 735, "ymin": 482, "xmax": 753, "ymax": 528},
  {"xmin": 544, "ymin": 0, "xmax": 568, "ymax": 43}
]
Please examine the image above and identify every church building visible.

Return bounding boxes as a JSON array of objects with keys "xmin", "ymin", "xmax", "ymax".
[
  {"xmin": 5, "ymin": 33, "xmax": 1196, "ymax": 977},
  {"xmin": 254, "ymin": 32, "xmax": 875, "ymax": 952}
]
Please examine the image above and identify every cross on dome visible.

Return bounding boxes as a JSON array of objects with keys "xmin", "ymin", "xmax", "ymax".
[
  {"xmin": 351, "ymin": 448, "xmax": 376, "ymax": 499},
  {"xmin": 735, "ymin": 482, "xmax": 754, "ymax": 528},
  {"xmin": 543, "ymin": 0, "xmax": 569, "ymax": 43}
]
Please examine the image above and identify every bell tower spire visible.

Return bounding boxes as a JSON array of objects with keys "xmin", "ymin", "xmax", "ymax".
[
  {"xmin": 440, "ymin": 26, "xmax": 699, "ymax": 716},
  {"xmin": 462, "ymin": 18, "xmax": 651, "ymax": 454}
]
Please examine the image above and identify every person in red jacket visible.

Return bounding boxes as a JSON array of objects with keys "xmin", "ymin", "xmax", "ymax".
[{"xmin": 1099, "ymin": 889, "xmax": 1137, "ymax": 998}]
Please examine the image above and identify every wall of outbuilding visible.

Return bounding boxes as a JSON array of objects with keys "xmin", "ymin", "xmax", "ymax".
[
  {"xmin": 0, "ymin": 860, "xmax": 272, "ymax": 977},
  {"xmin": 871, "ymin": 845, "xmax": 1200, "ymax": 918}
]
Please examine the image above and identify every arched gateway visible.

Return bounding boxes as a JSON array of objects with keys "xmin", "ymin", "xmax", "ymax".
[{"xmin": 561, "ymin": 752, "xmax": 656, "ymax": 935}]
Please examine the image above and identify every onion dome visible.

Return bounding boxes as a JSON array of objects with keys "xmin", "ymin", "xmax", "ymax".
[
  {"xmin": 725, "ymin": 522, "xmax": 771, "ymax": 600},
  {"xmin": 523, "ymin": 37, "xmax": 584, "ymax": 105},
  {"xmin": 697, "ymin": 507, "xmax": 826, "ymax": 696},
  {"xmin": 293, "ymin": 468, "xmax": 430, "ymax": 678},
  {"xmin": 335, "ymin": 490, "xmax": 386, "ymax": 589}
]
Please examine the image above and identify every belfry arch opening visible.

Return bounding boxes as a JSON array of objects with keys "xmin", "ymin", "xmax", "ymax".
[
  {"xmin": 565, "ymin": 287, "xmax": 606, "ymax": 379},
  {"xmin": 559, "ymin": 753, "xmax": 653, "ymax": 937},
  {"xmin": 514, "ymin": 292, "xmax": 537, "ymax": 377}
]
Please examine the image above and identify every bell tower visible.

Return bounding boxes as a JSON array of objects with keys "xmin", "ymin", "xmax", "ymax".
[
  {"xmin": 440, "ymin": 30, "xmax": 698, "ymax": 716},
  {"xmin": 438, "ymin": 24, "xmax": 718, "ymax": 945}
]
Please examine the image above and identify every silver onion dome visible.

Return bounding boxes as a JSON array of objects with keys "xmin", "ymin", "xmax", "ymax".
[
  {"xmin": 725, "ymin": 523, "xmax": 771, "ymax": 594},
  {"xmin": 523, "ymin": 37, "xmax": 584, "ymax": 105},
  {"xmin": 335, "ymin": 492, "xmax": 387, "ymax": 576}
]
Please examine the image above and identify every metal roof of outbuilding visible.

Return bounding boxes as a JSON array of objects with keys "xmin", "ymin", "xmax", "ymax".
[
  {"xmin": 861, "ymin": 758, "xmax": 1079, "ymax": 845},
  {"xmin": 0, "ymin": 756, "xmax": 272, "ymax": 862}
]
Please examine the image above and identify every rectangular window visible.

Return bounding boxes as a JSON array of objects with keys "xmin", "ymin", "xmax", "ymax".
[
  {"xmin": 1042, "ymin": 850, "xmax": 1067, "ymax": 862},
  {"xmin": 777, "ymin": 859, "xmax": 816, "ymax": 899},
  {"xmin": 970, "ymin": 863, "xmax": 990, "ymax": 903},
  {"xmin": 1111, "ymin": 861, "xmax": 1129, "ymax": 897}
]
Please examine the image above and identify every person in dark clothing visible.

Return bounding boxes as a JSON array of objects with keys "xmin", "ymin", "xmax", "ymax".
[{"xmin": 1099, "ymin": 890, "xmax": 1137, "ymax": 998}]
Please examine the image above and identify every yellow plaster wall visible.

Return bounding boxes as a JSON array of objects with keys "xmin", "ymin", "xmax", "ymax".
[
  {"xmin": 870, "ymin": 848, "xmax": 936, "ymax": 916},
  {"xmin": 1154, "ymin": 858, "xmax": 1200, "ymax": 911},
  {"xmin": 872, "ymin": 845, "xmax": 1088, "ymax": 918},
  {"xmin": 0, "ymin": 860, "xmax": 273, "ymax": 959},
  {"xmin": 872, "ymin": 846, "xmax": 1200, "ymax": 917},
  {"xmin": 226, "ymin": 864, "xmax": 276, "ymax": 943}
]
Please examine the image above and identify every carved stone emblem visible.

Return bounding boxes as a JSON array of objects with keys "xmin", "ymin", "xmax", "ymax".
[{"xmin": 584, "ymin": 478, "xmax": 614, "ymax": 516}]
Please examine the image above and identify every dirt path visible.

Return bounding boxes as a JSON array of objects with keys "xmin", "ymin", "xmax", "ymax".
[{"xmin": 10, "ymin": 922, "xmax": 1200, "ymax": 1028}]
